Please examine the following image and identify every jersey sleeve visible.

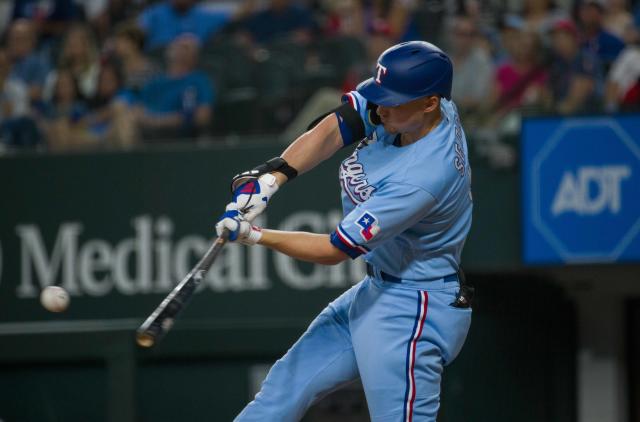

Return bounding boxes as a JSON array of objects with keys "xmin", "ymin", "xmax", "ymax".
[
  {"xmin": 340, "ymin": 90, "xmax": 378, "ymax": 145},
  {"xmin": 329, "ymin": 182, "xmax": 437, "ymax": 259}
]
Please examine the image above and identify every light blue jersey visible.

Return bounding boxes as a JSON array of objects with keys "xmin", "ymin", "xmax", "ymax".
[{"xmin": 330, "ymin": 91, "xmax": 473, "ymax": 280}]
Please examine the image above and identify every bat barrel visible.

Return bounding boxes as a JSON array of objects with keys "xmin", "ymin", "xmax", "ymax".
[
  {"xmin": 135, "ymin": 231, "xmax": 228, "ymax": 349},
  {"xmin": 136, "ymin": 331, "xmax": 157, "ymax": 348},
  {"xmin": 135, "ymin": 288, "xmax": 189, "ymax": 347},
  {"xmin": 135, "ymin": 311, "xmax": 171, "ymax": 347}
]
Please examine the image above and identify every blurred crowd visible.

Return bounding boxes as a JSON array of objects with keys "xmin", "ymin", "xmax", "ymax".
[{"xmin": 0, "ymin": 0, "xmax": 638, "ymax": 154}]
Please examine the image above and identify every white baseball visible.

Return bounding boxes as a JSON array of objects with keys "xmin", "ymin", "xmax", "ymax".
[{"xmin": 40, "ymin": 286, "xmax": 70, "ymax": 312}]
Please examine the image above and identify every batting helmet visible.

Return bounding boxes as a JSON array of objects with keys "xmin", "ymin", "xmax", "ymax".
[{"xmin": 356, "ymin": 41, "xmax": 453, "ymax": 106}]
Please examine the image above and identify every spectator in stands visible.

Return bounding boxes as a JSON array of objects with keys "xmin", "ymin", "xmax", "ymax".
[
  {"xmin": 521, "ymin": 0, "xmax": 567, "ymax": 34},
  {"xmin": 494, "ymin": 14, "xmax": 525, "ymax": 63},
  {"xmin": 41, "ymin": 68, "xmax": 90, "ymax": 150},
  {"xmin": 326, "ymin": 0, "xmax": 421, "ymax": 43},
  {"xmin": 321, "ymin": 0, "xmax": 365, "ymax": 38},
  {"xmin": 380, "ymin": 0, "xmax": 422, "ymax": 42},
  {"xmin": 0, "ymin": 47, "xmax": 40, "ymax": 148},
  {"xmin": 138, "ymin": 0, "xmax": 230, "ymax": 52},
  {"xmin": 605, "ymin": 26, "xmax": 640, "ymax": 111},
  {"xmin": 11, "ymin": 0, "xmax": 84, "ymax": 44},
  {"xmin": 548, "ymin": 19, "xmax": 602, "ymax": 114},
  {"xmin": 578, "ymin": 0, "xmax": 625, "ymax": 67},
  {"xmin": 115, "ymin": 34, "xmax": 214, "ymax": 144},
  {"xmin": 7, "ymin": 19, "xmax": 50, "ymax": 103},
  {"xmin": 0, "ymin": 48, "xmax": 28, "ymax": 119},
  {"xmin": 80, "ymin": 0, "xmax": 141, "ymax": 43},
  {"xmin": 87, "ymin": 61, "xmax": 123, "ymax": 113},
  {"xmin": 44, "ymin": 24, "xmax": 100, "ymax": 102},
  {"xmin": 602, "ymin": 0, "xmax": 634, "ymax": 40},
  {"xmin": 236, "ymin": 0, "xmax": 315, "ymax": 45},
  {"xmin": 448, "ymin": 15, "xmax": 494, "ymax": 117},
  {"xmin": 475, "ymin": 24, "xmax": 548, "ymax": 167},
  {"xmin": 489, "ymin": 28, "xmax": 548, "ymax": 117},
  {"xmin": 82, "ymin": 61, "xmax": 126, "ymax": 144},
  {"xmin": 112, "ymin": 22, "xmax": 160, "ymax": 94}
]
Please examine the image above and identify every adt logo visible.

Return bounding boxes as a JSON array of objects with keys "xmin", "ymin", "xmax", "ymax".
[
  {"xmin": 523, "ymin": 117, "xmax": 640, "ymax": 264},
  {"xmin": 552, "ymin": 165, "xmax": 631, "ymax": 216}
]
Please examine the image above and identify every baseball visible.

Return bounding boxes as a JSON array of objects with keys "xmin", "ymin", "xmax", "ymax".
[{"xmin": 40, "ymin": 286, "xmax": 70, "ymax": 312}]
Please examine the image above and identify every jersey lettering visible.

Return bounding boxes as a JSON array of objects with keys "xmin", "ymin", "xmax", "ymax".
[
  {"xmin": 453, "ymin": 115, "xmax": 466, "ymax": 176},
  {"xmin": 340, "ymin": 151, "xmax": 376, "ymax": 204}
]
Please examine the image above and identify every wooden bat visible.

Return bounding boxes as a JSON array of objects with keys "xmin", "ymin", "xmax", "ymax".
[{"xmin": 136, "ymin": 230, "xmax": 229, "ymax": 348}]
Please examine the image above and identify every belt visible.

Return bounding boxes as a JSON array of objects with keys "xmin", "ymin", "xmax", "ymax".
[
  {"xmin": 366, "ymin": 263, "xmax": 401, "ymax": 283},
  {"xmin": 365, "ymin": 263, "xmax": 459, "ymax": 284}
]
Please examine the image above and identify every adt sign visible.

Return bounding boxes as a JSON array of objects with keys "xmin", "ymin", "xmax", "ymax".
[{"xmin": 522, "ymin": 116, "xmax": 640, "ymax": 264}]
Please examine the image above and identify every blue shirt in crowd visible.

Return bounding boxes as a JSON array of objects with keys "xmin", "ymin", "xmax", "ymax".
[
  {"xmin": 138, "ymin": 2, "xmax": 229, "ymax": 51},
  {"xmin": 10, "ymin": 53, "xmax": 50, "ymax": 89},
  {"xmin": 550, "ymin": 49, "xmax": 603, "ymax": 107},
  {"xmin": 582, "ymin": 30, "xmax": 625, "ymax": 66},
  {"xmin": 241, "ymin": 5, "xmax": 315, "ymax": 43},
  {"xmin": 12, "ymin": 0, "xmax": 82, "ymax": 21},
  {"xmin": 139, "ymin": 71, "xmax": 214, "ymax": 116}
]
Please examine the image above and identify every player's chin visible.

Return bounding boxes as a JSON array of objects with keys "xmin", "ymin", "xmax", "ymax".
[{"xmin": 382, "ymin": 123, "xmax": 398, "ymax": 134}]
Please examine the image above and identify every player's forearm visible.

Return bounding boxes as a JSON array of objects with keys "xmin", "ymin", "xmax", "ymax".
[
  {"xmin": 257, "ymin": 229, "xmax": 348, "ymax": 265},
  {"xmin": 279, "ymin": 114, "xmax": 343, "ymax": 179}
]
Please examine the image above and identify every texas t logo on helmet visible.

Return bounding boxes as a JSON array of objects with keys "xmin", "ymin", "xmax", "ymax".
[
  {"xmin": 357, "ymin": 41, "xmax": 453, "ymax": 106},
  {"xmin": 375, "ymin": 63, "xmax": 388, "ymax": 84}
]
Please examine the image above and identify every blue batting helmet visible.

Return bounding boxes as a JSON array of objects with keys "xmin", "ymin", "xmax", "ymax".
[{"xmin": 356, "ymin": 41, "xmax": 453, "ymax": 106}]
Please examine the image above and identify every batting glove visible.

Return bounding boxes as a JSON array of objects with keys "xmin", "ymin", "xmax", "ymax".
[
  {"xmin": 215, "ymin": 204, "xmax": 263, "ymax": 245},
  {"xmin": 231, "ymin": 173, "xmax": 279, "ymax": 222}
]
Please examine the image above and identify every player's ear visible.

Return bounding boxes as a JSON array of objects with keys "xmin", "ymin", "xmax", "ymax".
[{"xmin": 423, "ymin": 95, "xmax": 440, "ymax": 113}]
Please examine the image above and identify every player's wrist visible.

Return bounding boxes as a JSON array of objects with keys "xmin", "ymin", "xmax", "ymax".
[
  {"xmin": 258, "ymin": 173, "xmax": 280, "ymax": 193},
  {"xmin": 231, "ymin": 157, "xmax": 298, "ymax": 191},
  {"xmin": 271, "ymin": 171, "xmax": 289, "ymax": 187},
  {"xmin": 245, "ymin": 225, "xmax": 263, "ymax": 245}
]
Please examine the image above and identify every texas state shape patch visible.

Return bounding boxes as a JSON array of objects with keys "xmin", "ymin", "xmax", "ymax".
[{"xmin": 356, "ymin": 211, "xmax": 380, "ymax": 241}]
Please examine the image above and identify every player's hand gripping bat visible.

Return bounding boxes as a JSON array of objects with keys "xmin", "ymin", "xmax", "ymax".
[{"xmin": 136, "ymin": 229, "xmax": 229, "ymax": 348}]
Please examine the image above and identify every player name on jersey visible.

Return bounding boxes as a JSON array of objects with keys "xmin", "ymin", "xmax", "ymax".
[{"xmin": 9, "ymin": 213, "xmax": 364, "ymax": 299}]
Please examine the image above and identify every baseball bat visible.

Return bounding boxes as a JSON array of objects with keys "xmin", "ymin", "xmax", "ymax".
[{"xmin": 136, "ymin": 230, "xmax": 229, "ymax": 348}]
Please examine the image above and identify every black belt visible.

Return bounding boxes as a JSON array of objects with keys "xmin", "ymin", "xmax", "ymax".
[
  {"xmin": 366, "ymin": 263, "xmax": 402, "ymax": 283},
  {"xmin": 365, "ymin": 263, "xmax": 460, "ymax": 284},
  {"xmin": 366, "ymin": 263, "xmax": 473, "ymax": 308}
]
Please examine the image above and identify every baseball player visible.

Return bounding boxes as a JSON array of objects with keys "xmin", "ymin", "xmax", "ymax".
[{"xmin": 216, "ymin": 41, "xmax": 473, "ymax": 422}]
